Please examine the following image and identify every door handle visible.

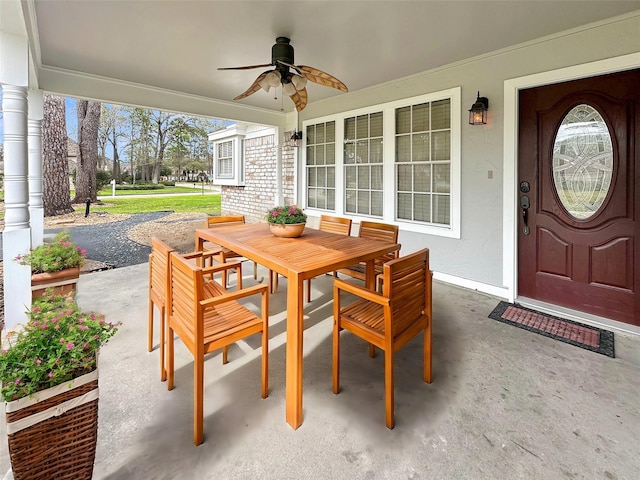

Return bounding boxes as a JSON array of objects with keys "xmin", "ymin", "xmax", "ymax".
[{"xmin": 520, "ymin": 195, "xmax": 530, "ymax": 235}]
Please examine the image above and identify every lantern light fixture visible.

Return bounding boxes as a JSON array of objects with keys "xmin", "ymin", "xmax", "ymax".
[
  {"xmin": 290, "ymin": 130, "xmax": 303, "ymax": 148},
  {"xmin": 468, "ymin": 91, "xmax": 489, "ymax": 125}
]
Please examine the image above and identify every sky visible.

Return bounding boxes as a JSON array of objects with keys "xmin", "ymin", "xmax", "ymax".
[{"xmin": 0, "ymin": 92, "xmax": 77, "ymax": 143}]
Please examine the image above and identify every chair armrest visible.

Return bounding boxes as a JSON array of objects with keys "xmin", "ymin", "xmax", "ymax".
[
  {"xmin": 200, "ymin": 284, "xmax": 268, "ymax": 308},
  {"xmin": 201, "ymin": 260, "xmax": 242, "ymax": 275},
  {"xmin": 333, "ymin": 278, "xmax": 389, "ymax": 306},
  {"xmin": 182, "ymin": 250, "xmax": 221, "ymax": 261}
]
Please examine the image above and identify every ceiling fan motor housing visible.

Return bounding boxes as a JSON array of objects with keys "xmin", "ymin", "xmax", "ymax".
[{"xmin": 273, "ymin": 37, "xmax": 294, "ymax": 81}]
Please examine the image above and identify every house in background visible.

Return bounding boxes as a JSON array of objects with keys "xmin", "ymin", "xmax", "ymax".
[{"xmin": 1, "ymin": 1, "xmax": 639, "ymax": 332}]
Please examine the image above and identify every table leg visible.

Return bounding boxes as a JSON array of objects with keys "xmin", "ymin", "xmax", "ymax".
[
  {"xmin": 365, "ymin": 259, "xmax": 375, "ymax": 290},
  {"xmin": 285, "ymin": 272, "xmax": 304, "ymax": 429}
]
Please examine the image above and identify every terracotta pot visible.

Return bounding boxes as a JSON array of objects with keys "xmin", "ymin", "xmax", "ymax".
[
  {"xmin": 269, "ymin": 222, "xmax": 306, "ymax": 238},
  {"xmin": 31, "ymin": 266, "xmax": 81, "ymax": 298}
]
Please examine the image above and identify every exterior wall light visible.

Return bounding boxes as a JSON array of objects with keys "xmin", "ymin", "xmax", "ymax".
[
  {"xmin": 290, "ymin": 130, "xmax": 303, "ymax": 147},
  {"xmin": 468, "ymin": 91, "xmax": 489, "ymax": 125}
]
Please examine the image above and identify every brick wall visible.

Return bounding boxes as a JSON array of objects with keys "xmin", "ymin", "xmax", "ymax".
[{"xmin": 221, "ymin": 134, "xmax": 296, "ymax": 223}]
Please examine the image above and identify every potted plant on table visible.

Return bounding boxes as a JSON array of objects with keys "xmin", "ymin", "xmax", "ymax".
[
  {"xmin": 265, "ymin": 205, "xmax": 308, "ymax": 238},
  {"xmin": 15, "ymin": 231, "xmax": 86, "ymax": 297},
  {"xmin": 0, "ymin": 291, "xmax": 119, "ymax": 479}
]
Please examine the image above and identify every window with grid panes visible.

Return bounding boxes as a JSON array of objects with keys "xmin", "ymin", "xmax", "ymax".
[
  {"xmin": 306, "ymin": 121, "xmax": 336, "ymax": 210},
  {"xmin": 344, "ymin": 112, "xmax": 383, "ymax": 216},
  {"xmin": 216, "ymin": 140, "xmax": 233, "ymax": 178},
  {"xmin": 396, "ymin": 99, "xmax": 451, "ymax": 225}
]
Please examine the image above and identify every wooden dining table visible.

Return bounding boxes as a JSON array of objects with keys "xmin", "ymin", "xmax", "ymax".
[{"xmin": 195, "ymin": 222, "xmax": 400, "ymax": 430}]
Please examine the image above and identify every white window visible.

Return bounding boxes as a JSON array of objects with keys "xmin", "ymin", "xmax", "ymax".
[
  {"xmin": 306, "ymin": 121, "xmax": 336, "ymax": 210},
  {"xmin": 344, "ymin": 112, "xmax": 384, "ymax": 216},
  {"xmin": 210, "ymin": 125, "xmax": 246, "ymax": 186},
  {"xmin": 395, "ymin": 99, "xmax": 451, "ymax": 225},
  {"xmin": 217, "ymin": 140, "xmax": 234, "ymax": 178},
  {"xmin": 302, "ymin": 88, "xmax": 460, "ymax": 238}
]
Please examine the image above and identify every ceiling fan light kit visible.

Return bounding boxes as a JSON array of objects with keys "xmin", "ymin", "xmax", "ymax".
[{"xmin": 218, "ymin": 37, "xmax": 348, "ymax": 111}]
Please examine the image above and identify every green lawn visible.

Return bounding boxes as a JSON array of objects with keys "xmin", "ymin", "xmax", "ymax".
[
  {"xmin": 84, "ymin": 194, "xmax": 221, "ymax": 215},
  {"xmin": 96, "ymin": 186, "xmax": 203, "ymax": 196}
]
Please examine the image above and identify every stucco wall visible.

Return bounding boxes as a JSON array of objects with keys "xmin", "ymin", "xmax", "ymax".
[{"xmin": 295, "ymin": 13, "xmax": 640, "ymax": 291}]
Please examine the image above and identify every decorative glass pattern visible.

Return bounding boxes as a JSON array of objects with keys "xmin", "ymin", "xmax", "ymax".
[{"xmin": 552, "ymin": 104, "xmax": 613, "ymax": 220}]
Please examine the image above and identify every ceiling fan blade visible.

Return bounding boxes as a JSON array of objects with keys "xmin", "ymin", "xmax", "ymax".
[
  {"xmin": 218, "ymin": 63, "xmax": 273, "ymax": 71},
  {"xmin": 289, "ymin": 88, "xmax": 308, "ymax": 112},
  {"xmin": 233, "ymin": 71, "xmax": 270, "ymax": 100},
  {"xmin": 279, "ymin": 62, "xmax": 348, "ymax": 93}
]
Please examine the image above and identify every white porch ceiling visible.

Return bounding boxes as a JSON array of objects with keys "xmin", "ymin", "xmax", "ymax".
[{"xmin": 30, "ymin": 0, "xmax": 640, "ymax": 114}]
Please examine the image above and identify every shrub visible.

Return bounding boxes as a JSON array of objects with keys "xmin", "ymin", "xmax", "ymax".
[{"xmin": 0, "ymin": 292, "xmax": 119, "ymax": 401}]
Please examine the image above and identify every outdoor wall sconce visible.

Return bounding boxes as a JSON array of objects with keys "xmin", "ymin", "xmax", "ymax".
[
  {"xmin": 468, "ymin": 91, "xmax": 489, "ymax": 125},
  {"xmin": 290, "ymin": 130, "xmax": 303, "ymax": 147}
]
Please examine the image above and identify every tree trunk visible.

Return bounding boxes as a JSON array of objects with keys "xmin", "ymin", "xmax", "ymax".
[
  {"xmin": 73, "ymin": 100, "xmax": 101, "ymax": 203},
  {"xmin": 42, "ymin": 95, "xmax": 74, "ymax": 216}
]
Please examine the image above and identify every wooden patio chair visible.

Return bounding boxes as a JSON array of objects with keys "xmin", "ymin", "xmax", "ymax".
[
  {"xmin": 332, "ymin": 248, "xmax": 432, "ymax": 429},
  {"xmin": 166, "ymin": 251, "xmax": 269, "ymax": 446},
  {"xmin": 203, "ymin": 215, "xmax": 258, "ymax": 287},
  {"xmin": 148, "ymin": 238, "xmax": 174, "ymax": 381},
  {"xmin": 269, "ymin": 215, "xmax": 352, "ymax": 301},
  {"xmin": 335, "ymin": 220, "xmax": 400, "ymax": 286},
  {"xmin": 149, "ymin": 238, "xmax": 242, "ymax": 381}
]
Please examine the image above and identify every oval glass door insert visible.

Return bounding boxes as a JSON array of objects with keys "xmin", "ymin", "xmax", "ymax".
[{"xmin": 552, "ymin": 104, "xmax": 613, "ymax": 220}]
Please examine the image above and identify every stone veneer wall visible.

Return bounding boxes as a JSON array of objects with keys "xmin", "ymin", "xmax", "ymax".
[{"xmin": 221, "ymin": 133, "xmax": 296, "ymax": 223}]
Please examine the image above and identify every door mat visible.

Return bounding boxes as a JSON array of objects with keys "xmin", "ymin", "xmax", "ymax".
[{"xmin": 488, "ymin": 301, "xmax": 615, "ymax": 358}]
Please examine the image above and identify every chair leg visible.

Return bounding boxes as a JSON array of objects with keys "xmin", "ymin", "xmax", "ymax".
[
  {"xmin": 384, "ymin": 348, "xmax": 395, "ymax": 429},
  {"xmin": 306, "ymin": 279, "xmax": 312, "ymax": 303},
  {"xmin": 253, "ymin": 261, "xmax": 258, "ymax": 280},
  {"xmin": 332, "ymin": 321, "xmax": 340, "ymax": 394},
  {"xmin": 261, "ymin": 329, "xmax": 269, "ymax": 399},
  {"xmin": 424, "ymin": 325, "xmax": 432, "ymax": 384},
  {"xmin": 369, "ymin": 344, "xmax": 376, "ymax": 358},
  {"xmin": 222, "ymin": 345, "xmax": 229, "ymax": 364},
  {"xmin": 160, "ymin": 304, "xmax": 166, "ymax": 381},
  {"xmin": 167, "ymin": 325, "xmax": 175, "ymax": 391},
  {"xmin": 194, "ymin": 355, "xmax": 204, "ymax": 446},
  {"xmin": 148, "ymin": 299, "xmax": 154, "ymax": 352},
  {"xmin": 269, "ymin": 270, "xmax": 278, "ymax": 294}
]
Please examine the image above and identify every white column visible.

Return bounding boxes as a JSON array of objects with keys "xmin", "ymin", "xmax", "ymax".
[
  {"xmin": 2, "ymin": 85, "xmax": 33, "ymax": 330},
  {"xmin": 28, "ymin": 89, "xmax": 44, "ymax": 247}
]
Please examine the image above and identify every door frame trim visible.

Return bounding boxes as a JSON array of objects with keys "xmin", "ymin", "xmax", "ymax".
[{"xmin": 502, "ymin": 52, "xmax": 640, "ymax": 303}]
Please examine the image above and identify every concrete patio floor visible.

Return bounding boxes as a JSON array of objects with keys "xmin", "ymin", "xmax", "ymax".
[{"xmin": 2, "ymin": 262, "xmax": 639, "ymax": 479}]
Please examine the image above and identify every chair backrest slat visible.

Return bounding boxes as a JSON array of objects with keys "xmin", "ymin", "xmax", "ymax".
[
  {"xmin": 359, "ymin": 221, "xmax": 400, "ymax": 264},
  {"xmin": 169, "ymin": 252, "xmax": 202, "ymax": 341},
  {"xmin": 205, "ymin": 215, "xmax": 245, "ymax": 228},
  {"xmin": 150, "ymin": 237, "xmax": 175, "ymax": 301},
  {"xmin": 384, "ymin": 249, "xmax": 429, "ymax": 322},
  {"xmin": 319, "ymin": 215, "xmax": 352, "ymax": 236}
]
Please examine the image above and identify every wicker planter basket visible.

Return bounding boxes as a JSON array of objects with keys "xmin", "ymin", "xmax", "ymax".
[{"xmin": 4, "ymin": 368, "xmax": 99, "ymax": 480}]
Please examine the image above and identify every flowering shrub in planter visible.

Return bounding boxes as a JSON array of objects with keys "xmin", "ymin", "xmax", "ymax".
[
  {"xmin": 0, "ymin": 291, "xmax": 118, "ymax": 401},
  {"xmin": 0, "ymin": 291, "xmax": 119, "ymax": 479},
  {"xmin": 15, "ymin": 231, "xmax": 86, "ymax": 297},
  {"xmin": 265, "ymin": 205, "xmax": 307, "ymax": 224},
  {"xmin": 15, "ymin": 231, "xmax": 85, "ymax": 274}
]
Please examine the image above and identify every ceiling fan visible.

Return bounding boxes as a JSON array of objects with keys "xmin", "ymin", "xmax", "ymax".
[{"xmin": 218, "ymin": 37, "xmax": 348, "ymax": 111}]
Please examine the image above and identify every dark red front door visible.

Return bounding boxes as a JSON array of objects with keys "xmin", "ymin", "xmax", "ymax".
[{"xmin": 518, "ymin": 69, "xmax": 639, "ymax": 326}]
